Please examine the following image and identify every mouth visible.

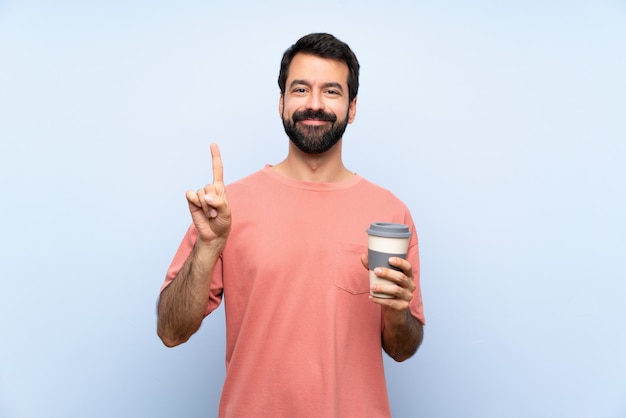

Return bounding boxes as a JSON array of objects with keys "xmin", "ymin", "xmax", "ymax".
[
  {"xmin": 298, "ymin": 119, "xmax": 330, "ymax": 126},
  {"xmin": 292, "ymin": 110, "xmax": 337, "ymax": 126}
]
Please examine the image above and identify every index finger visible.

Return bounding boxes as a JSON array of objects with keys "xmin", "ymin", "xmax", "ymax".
[
  {"xmin": 389, "ymin": 257, "xmax": 413, "ymax": 279},
  {"xmin": 210, "ymin": 143, "xmax": 224, "ymax": 184}
]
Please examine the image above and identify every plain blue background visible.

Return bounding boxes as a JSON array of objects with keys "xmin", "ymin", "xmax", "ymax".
[{"xmin": 1, "ymin": 1, "xmax": 625, "ymax": 417}]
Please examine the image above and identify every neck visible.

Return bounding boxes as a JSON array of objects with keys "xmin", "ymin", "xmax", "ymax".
[{"xmin": 273, "ymin": 140, "xmax": 354, "ymax": 183}]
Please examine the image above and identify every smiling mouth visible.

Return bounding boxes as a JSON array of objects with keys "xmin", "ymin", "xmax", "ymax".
[
  {"xmin": 299, "ymin": 119, "xmax": 330, "ymax": 125},
  {"xmin": 292, "ymin": 109, "xmax": 336, "ymax": 125}
]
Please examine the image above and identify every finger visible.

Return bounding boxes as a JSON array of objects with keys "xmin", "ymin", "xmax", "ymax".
[
  {"xmin": 203, "ymin": 194, "xmax": 219, "ymax": 218},
  {"xmin": 360, "ymin": 254, "xmax": 369, "ymax": 270},
  {"xmin": 185, "ymin": 190, "xmax": 201, "ymax": 207},
  {"xmin": 389, "ymin": 257, "xmax": 413, "ymax": 279},
  {"xmin": 373, "ymin": 267, "xmax": 403, "ymax": 284},
  {"xmin": 374, "ymin": 266, "xmax": 415, "ymax": 293},
  {"xmin": 210, "ymin": 143, "xmax": 224, "ymax": 185},
  {"xmin": 369, "ymin": 293, "xmax": 411, "ymax": 310},
  {"xmin": 197, "ymin": 188, "xmax": 210, "ymax": 215},
  {"xmin": 370, "ymin": 282, "xmax": 412, "ymax": 301},
  {"xmin": 388, "ymin": 258, "xmax": 415, "ymax": 289}
]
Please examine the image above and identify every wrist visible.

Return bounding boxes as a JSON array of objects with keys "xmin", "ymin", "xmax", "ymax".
[
  {"xmin": 383, "ymin": 307, "xmax": 412, "ymax": 328},
  {"xmin": 194, "ymin": 236, "xmax": 227, "ymax": 259}
]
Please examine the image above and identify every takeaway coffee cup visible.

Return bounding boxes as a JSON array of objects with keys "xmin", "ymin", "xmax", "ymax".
[{"xmin": 366, "ymin": 222, "xmax": 412, "ymax": 299}]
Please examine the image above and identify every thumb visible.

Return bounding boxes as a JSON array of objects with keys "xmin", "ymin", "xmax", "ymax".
[{"xmin": 360, "ymin": 254, "xmax": 369, "ymax": 270}]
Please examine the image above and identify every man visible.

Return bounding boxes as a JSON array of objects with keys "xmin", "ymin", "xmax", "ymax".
[{"xmin": 157, "ymin": 33, "xmax": 424, "ymax": 417}]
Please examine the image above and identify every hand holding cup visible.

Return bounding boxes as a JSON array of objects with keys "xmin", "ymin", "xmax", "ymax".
[{"xmin": 366, "ymin": 223, "xmax": 412, "ymax": 299}]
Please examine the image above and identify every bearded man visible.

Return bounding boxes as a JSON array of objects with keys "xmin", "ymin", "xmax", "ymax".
[{"xmin": 157, "ymin": 33, "xmax": 425, "ymax": 418}]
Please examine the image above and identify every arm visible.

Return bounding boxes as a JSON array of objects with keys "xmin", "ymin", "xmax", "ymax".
[
  {"xmin": 157, "ymin": 239, "xmax": 225, "ymax": 347},
  {"xmin": 381, "ymin": 302, "xmax": 423, "ymax": 362},
  {"xmin": 157, "ymin": 143, "xmax": 231, "ymax": 347},
  {"xmin": 361, "ymin": 255, "xmax": 424, "ymax": 362}
]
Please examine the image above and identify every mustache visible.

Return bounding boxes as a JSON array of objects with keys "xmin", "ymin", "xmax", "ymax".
[{"xmin": 292, "ymin": 109, "xmax": 337, "ymax": 123}]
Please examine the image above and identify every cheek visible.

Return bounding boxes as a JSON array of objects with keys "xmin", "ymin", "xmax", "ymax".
[{"xmin": 281, "ymin": 102, "xmax": 300, "ymax": 119}]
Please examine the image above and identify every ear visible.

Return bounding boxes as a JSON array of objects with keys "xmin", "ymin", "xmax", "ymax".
[
  {"xmin": 278, "ymin": 94, "xmax": 284, "ymax": 118},
  {"xmin": 347, "ymin": 97, "xmax": 357, "ymax": 124}
]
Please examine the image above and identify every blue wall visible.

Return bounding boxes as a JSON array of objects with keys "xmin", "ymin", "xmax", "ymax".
[{"xmin": 1, "ymin": 1, "xmax": 625, "ymax": 417}]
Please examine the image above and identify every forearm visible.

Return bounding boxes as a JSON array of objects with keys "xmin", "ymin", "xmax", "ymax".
[
  {"xmin": 157, "ymin": 240, "xmax": 223, "ymax": 347},
  {"xmin": 382, "ymin": 309, "xmax": 423, "ymax": 362}
]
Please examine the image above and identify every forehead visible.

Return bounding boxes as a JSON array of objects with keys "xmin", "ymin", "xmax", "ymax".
[{"xmin": 287, "ymin": 53, "xmax": 350, "ymax": 87}]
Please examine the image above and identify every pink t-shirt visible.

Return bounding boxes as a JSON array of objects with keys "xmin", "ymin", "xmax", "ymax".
[{"xmin": 162, "ymin": 166, "xmax": 424, "ymax": 417}]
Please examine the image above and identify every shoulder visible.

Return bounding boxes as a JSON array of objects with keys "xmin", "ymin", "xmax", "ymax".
[
  {"xmin": 223, "ymin": 167, "xmax": 281, "ymax": 206},
  {"xmin": 225, "ymin": 167, "xmax": 270, "ymax": 192},
  {"xmin": 357, "ymin": 176, "xmax": 405, "ymax": 203},
  {"xmin": 355, "ymin": 175, "xmax": 415, "ymax": 222}
]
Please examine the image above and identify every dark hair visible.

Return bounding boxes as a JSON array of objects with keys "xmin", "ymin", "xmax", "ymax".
[{"xmin": 278, "ymin": 33, "xmax": 360, "ymax": 102}]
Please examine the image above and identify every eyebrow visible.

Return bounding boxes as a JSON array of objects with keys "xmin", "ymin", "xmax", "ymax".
[{"xmin": 289, "ymin": 79, "xmax": 345, "ymax": 92}]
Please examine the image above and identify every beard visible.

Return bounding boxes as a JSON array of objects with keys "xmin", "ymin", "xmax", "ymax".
[{"xmin": 282, "ymin": 108, "xmax": 349, "ymax": 154}]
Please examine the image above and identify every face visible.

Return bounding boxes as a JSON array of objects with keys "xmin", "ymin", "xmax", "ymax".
[{"xmin": 280, "ymin": 53, "xmax": 357, "ymax": 154}]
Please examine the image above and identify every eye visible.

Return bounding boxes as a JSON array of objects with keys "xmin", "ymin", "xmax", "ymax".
[
  {"xmin": 324, "ymin": 88, "xmax": 343, "ymax": 97},
  {"xmin": 292, "ymin": 87, "xmax": 308, "ymax": 94}
]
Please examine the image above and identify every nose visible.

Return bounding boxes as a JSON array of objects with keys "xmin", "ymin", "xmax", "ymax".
[{"xmin": 305, "ymin": 90, "xmax": 324, "ymax": 111}]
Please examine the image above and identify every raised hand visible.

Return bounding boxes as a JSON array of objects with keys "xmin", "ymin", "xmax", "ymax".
[{"xmin": 185, "ymin": 143, "xmax": 231, "ymax": 246}]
